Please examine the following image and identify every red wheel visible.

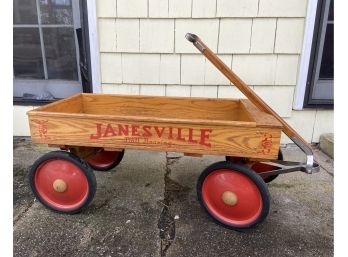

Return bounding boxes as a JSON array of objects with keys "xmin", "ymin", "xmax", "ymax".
[
  {"xmin": 197, "ymin": 161, "xmax": 270, "ymax": 230},
  {"xmin": 87, "ymin": 149, "xmax": 124, "ymax": 171},
  {"xmin": 29, "ymin": 151, "xmax": 96, "ymax": 214},
  {"xmin": 226, "ymin": 150, "xmax": 283, "ymax": 183}
]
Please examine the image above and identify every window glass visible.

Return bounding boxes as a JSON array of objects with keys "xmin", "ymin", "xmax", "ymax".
[
  {"xmin": 13, "ymin": 28, "xmax": 44, "ymax": 79},
  {"xmin": 13, "ymin": 0, "xmax": 38, "ymax": 25},
  {"xmin": 13, "ymin": 0, "xmax": 85, "ymax": 101},
  {"xmin": 319, "ymin": 24, "xmax": 333, "ymax": 79},
  {"xmin": 40, "ymin": 0, "xmax": 73, "ymax": 25},
  {"xmin": 305, "ymin": 0, "xmax": 334, "ymax": 106},
  {"xmin": 43, "ymin": 27, "xmax": 78, "ymax": 80}
]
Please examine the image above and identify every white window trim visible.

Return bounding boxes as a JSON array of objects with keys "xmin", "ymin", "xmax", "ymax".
[
  {"xmin": 86, "ymin": 0, "xmax": 101, "ymax": 93},
  {"xmin": 293, "ymin": 0, "xmax": 319, "ymax": 110}
]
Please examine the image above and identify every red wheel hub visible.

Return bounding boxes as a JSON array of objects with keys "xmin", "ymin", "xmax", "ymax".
[
  {"xmin": 34, "ymin": 159, "xmax": 89, "ymax": 211},
  {"xmin": 202, "ymin": 169, "xmax": 262, "ymax": 226},
  {"xmin": 88, "ymin": 151, "xmax": 120, "ymax": 168}
]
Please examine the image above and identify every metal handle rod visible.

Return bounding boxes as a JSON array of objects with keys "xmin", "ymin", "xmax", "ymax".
[{"xmin": 185, "ymin": 33, "xmax": 314, "ymax": 169}]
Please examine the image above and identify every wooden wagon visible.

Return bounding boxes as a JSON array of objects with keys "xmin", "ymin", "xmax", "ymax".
[{"xmin": 27, "ymin": 33, "xmax": 319, "ymax": 230}]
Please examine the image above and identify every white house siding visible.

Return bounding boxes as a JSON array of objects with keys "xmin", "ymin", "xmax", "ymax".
[
  {"xmin": 13, "ymin": 0, "xmax": 333, "ymax": 143},
  {"xmin": 13, "ymin": 106, "xmax": 34, "ymax": 136}
]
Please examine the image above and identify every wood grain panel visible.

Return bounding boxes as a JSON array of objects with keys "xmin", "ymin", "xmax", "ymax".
[
  {"xmin": 32, "ymin": 93, "xmax": 83, "ymax": 113},
  {"xmin": 81, "ymin": 94, "xmax": 248, "ymax": 122},
  {"xmin": 28, "ymin": 114, "xmax": 281, "ymax": 159},
  {"xmin": 28, "ymin": 94, "xmax": 263, "ymax": 127},
  {"xmin": 28, "ymin": 112, "xmax": 258, "ymax": 128},
  {"xmin": 240, "ymin": 99, "xmax": 282, "ymax": 128}
]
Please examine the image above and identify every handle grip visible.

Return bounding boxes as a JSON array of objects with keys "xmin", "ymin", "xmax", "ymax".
[{"xmin": 185, "ymin": 33, "xmax": 198, "ymax": 43}]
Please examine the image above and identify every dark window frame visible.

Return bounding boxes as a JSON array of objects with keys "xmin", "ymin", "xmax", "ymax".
[
  {"xmin": 13, "ymin": 0, "xmax": 93, "ymax": 106},
  {"xmin": 304, "ymin": 0, "xmax": 334, "ymax": 108}
]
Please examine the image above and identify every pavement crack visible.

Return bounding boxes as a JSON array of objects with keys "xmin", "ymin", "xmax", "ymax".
[
  {"xmin": 158, "ymin": 153, "xmax": 191, "ymax": 256},
  {"xmin": 13, "ymin": 199, "xmax": 35, "ymax": 226},
  {"xmin": 93, "ymin": 199, "xmax": 110, "ymax": 210},
  {"xmin": 157, "ymin": 153, "xmax": 180, "ymax": 257}
]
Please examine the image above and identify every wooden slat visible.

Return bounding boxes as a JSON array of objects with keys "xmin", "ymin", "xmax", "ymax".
[
  {"xmin": 27, "ymin": 93, "xmax": 283, "ymax": 160},
  {"xmin": 81, "ymin": 93, "xmax": 250, "ymax": 122},
  {"xmin": 29, "ymin": 111, "xmax": 257, "ymax": 127},
  {"xmin": 240, "ymin": 99, "xmax": 282, "ymax": 128},
  {"xmin": 28, "ymin": 93, "xmax": 83, "ymax": 114},
  {"xmin": 29, "ymin": 93, "xmax": 259, "ymax": 127},
  {"xmin": 28, "ymin": 114, "xmax": 281, "ymax": 159}
]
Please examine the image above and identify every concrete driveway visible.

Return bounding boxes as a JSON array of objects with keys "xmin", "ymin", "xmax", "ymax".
[{"xmin": 13, "ymin": 138, "xmax": 333, "ymax": 257}]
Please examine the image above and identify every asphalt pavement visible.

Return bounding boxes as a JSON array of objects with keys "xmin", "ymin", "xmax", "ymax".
[{"xmin": 13, "ymin": 137, "xmax": 333, "ymax": 257}]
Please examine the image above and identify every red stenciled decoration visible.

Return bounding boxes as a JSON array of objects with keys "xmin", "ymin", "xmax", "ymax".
[
  {"xmin": 258, "ymin": 133, "xmax": 273, "ymax": 154},
  {"xmin": 89, "ymin": 122, "xmax": 213, "ymax": 148},
  {"xmin": 34, "ymin": 120, "xmax": 49, "ymax": 138}
]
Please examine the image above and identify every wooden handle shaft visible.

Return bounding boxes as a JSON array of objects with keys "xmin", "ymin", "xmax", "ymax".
[{"xmin": 186, "ymin": 33, "xmax": 312, "ymax": 152}]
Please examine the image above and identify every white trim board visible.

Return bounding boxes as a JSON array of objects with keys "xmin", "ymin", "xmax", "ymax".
[
  {"xmin": 293, "ymin": 0, "xmax": 319, "ymax": 110},
  {"xmin": 86, "ymin": 0, "xmax": 101, "ymax": 93}
]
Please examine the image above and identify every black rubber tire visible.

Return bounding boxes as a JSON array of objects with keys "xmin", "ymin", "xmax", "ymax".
[
  {"xmin": 29, "ymin": 151, "xmax": 97, "ymax": 214},
  {"xmin": 225, "ymin": 150, "xmax": 283, "ymax": 183},
  {"xmin": 197, "ymin": 161, "xmax": 270, "ymax": 231},
  {"xmin": 87, "ymin": 149, "xmax": 125, "ymax": 171}
]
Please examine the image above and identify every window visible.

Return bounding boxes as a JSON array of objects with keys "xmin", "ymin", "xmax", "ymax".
[
  {"xmin": 305, "ymin": 0, "xmax": 334, "ymax": 107},
  {"xmin": 13, "ymin": 0, "xmax": 85, "ymax": 103}
]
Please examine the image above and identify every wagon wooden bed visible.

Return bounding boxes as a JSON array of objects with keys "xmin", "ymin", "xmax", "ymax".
[{"xmin": 27, "ymin": 33, "xmax": 319, "ymax": 230}]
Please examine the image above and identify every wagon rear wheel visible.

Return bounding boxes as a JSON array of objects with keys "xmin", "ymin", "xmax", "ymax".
[
  {"xmin": 197, "ymin": 161, "xmax": 270, "ymax": 230},
  {"xmin": 226, "ymin": 150, "xmax": 283, "ymax": 183},
  {"xmin": 87, "ymin": 149, "xmax": 125, "ymax": 171},
  {"xmin": 29, "ymin": 151, "xmax": 96, "ymax": 214}
]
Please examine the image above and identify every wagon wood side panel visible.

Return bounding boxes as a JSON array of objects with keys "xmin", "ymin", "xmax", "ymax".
[
  {"xmin": 239, "ymin": 99, "xmax": 283, "ymax": 128},
  {"xmin": 28, "ymin": 114, "xmax": 281, "ymax": 159},
  {"xmin": 82, "ymin": 93, "xmax": 244, "ymax": 122},
  {"xmin": 33, "ymin": 93, "xmax": 84, "ymax": 113}
]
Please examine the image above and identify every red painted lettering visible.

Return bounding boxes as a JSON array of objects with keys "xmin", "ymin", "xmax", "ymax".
[
  {"xmin": 154, "ymin": 126, "xmax": 165, "ymax": 138},
  {"xmin": 118, "ymin": 124, "xmax": 129, "ymax": 136},
  {"xmin": 131, "ymin": 125, "xmax": 140, "ymax": 136},
  {"xmin": 199, "ymin": 129, "xmax": 212, "ymax": 147},
  {"xmin": 143, "ymin": 126, "xmax": 152, "ymax": 137},
  {"xmin": 188, "ymin": 128, "xmax": 198, "ymax": 144},
  {"xmin": 90, "ymin": 123, "xmax": 103, "ymax": 139},
  {"xmin": 89, "ymin": 122, "xmax": 213, "ymax": 148},
  {"xmin": 104, "ymin": 124, "xmax": 116, "ymax": 137}
]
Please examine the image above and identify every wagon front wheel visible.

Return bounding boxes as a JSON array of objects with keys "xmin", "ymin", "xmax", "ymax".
[
  {"xmin": 197, "ymin": 161, "xmax": 270, "ymax": 230},
  {"xmin": 29, "ymin": 151, "xmax": 96, "ymax": 214},
  {"xmin": 87, "ymin": 149, "xmax": 125, "ymax": 171}
]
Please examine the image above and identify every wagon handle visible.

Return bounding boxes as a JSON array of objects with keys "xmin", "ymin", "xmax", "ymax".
[{"xmin": 185, "ymin": 33, "xmax": 315, "ymax": 171}]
